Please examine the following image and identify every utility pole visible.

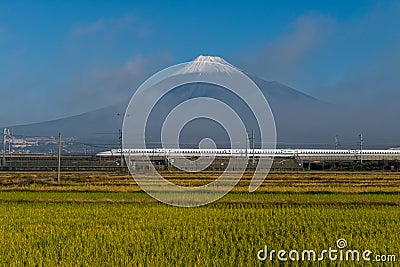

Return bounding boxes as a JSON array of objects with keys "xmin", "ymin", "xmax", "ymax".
[
  {"xmin": 245, "ymin": 132, "xmax": 249, "ymax": 159},
  {"xmin": 119, "ymin": 129, "xmax": 124, "ymax": 167},
  {"xmin": 57, "ymin": 133, "xmax": 62, "ymax": 183},
  {"xmin": 7, "ymin": 129, "xmax": 11, "ymax": 154},
  {"xmin": 359, "ymin": 133, "xmax": 363, "ymax": 163},
  {"xmin": 2, "ymin": 128, "xmax": 6, "ymax": 167},
  {"xmin": 251, "ymin": 129, "xmax": 255, "ymax": 165},
  {"xmin": 334, "ymin": 135, "xmax": 340, "ymax": 149},
  {"xmin": 8, "ymin": 129, "xmax": 12, "ymax": 168}
]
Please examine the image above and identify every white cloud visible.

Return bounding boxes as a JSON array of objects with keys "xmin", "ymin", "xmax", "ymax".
[
  {"xmin": 63, "ymin": 53, "xmax": 173, "ymax": 114},
  {"xmin": 72, "ymin": 14, "xmax": 151, "ymax": 38},
  {"xmin": 238, "ymin": 14, "xmax": 335, "ymax": 82},
  {"xmin": 312, "ymin": 2, "xmax": 400, "ymax": 104},
  {"xmin": 74, "ymin": 19, "xmax": 105, "ymax": 36},
  {"xmin": 237, "ymin": 4, "xmax": 400, "ymax": 106}
]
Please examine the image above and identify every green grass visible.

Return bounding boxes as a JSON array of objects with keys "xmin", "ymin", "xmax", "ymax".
[
  {"xmin": 2, "ymin": 170, "xmax": 400, "ymax": 193},
  {"xmin": 0, "ymin": 171, "xmax": 399, "ymax": 266},
  {"xmin": 0, "ymin": 191, "xmax": 150, "ymax": 202},
  {"xmin": 0, "ymin": 203, "xmax": 398, "ymax": 266},
  {"xmin": 0, "ymin": 191, "xmax": 399, "ymax": 205}
]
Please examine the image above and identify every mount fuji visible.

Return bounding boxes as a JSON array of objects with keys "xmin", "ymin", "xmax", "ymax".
[{"xmin": 10, "ymin": 55, "xmax": 334, "ymax": 150}]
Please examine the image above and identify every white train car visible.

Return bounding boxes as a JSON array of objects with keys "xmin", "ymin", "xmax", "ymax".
[{"xmin": 96, "ymin": 148, "xmax": 400, "ymax": 159}]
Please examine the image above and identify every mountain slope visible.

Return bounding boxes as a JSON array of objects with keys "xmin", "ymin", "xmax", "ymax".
[{"xmin": 11, "ymin": 103, "xmax": 126, "ymax": 141}]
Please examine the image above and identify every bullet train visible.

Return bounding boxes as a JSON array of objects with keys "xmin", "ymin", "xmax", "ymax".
[{"xmin": 96, "ymin": 148, "xmax": 400, "ymax": 158}]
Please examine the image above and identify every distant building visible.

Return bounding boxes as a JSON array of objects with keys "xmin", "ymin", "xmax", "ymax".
[{"xmin": 10, "ymin": 138, "xmax": 38, "ymax": 148}]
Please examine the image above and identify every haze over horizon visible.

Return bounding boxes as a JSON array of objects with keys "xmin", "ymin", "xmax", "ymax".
[{"xmin": 4, "ymin": 54, "xmax": 398, "ymax": 150}]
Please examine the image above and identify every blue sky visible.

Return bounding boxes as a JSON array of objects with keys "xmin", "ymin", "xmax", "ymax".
[{"xmin": 0, "ymin": 0, "xmax": 399, "ymax": 126}]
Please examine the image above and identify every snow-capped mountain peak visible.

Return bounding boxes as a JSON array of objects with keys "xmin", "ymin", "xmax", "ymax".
[
  {"xmin": 174, "ymin": 55, "xmax": 239, "ymax": 74},
  {"xmin": 193, "ymin": 55, "xmax": 231, "ymax": 65}
]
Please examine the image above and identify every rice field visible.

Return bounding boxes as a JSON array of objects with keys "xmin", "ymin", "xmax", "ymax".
[{"xmin": 0, "ymin": 171, "xmax": 399, "ymax": 266}]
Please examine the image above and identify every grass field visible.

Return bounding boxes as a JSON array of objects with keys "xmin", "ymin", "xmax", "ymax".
[{"xmin": 0, "ymin": 171, "xmax": 399, "ymax": 266}]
